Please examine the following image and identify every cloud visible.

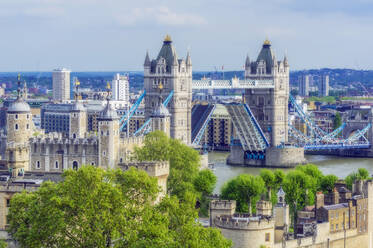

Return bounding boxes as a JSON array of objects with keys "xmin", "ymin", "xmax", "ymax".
[{"xmin": 115, "ymin": 6, "xmax": 207, "ymax": 27}]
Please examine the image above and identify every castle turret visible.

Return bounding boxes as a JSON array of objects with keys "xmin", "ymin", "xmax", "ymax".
[
  {"xmin": 274, "ymin": 187, "xmax": 290, "ymax": 243},
  {"xmin": 144, "ymin": 35, "xmax": 192, "ymax": 144},
  {"xmin": 98, "ymin": 83, "xmax": 119, "ymax": 169},
  {"xmin": 70, "ymin": 79, "xmax": 87, "ymax": 139},
  {"xmin": 6, "ymin": 77, "xmax": 32, "ymax": 177},
  {"xmin": 151, "ymin": 83, "xmax": 171, "ymax": 136}
]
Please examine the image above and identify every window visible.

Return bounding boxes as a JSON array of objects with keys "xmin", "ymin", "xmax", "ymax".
[
  {"xmin": 331, "ymin": 224, "xmax": 334, "ymax": 231},
  {"xmin": 336, "ymin": 224, "xmax": 339, "ymax": 230},
  {"xmin": 73, "ymin": 161, "xmax": 78, "ymax": 170},
  {"xmin": 15, "ymin": 114, "xmax": 18, "ymax": 119},
  {"xmin": 15, "ymin": 124, "xmax": 18, "ymax": 130},
  {"xmin": 36, "ymin": 161, "xmax": 40, "ymax": 169},
  {"xmin": 73, "ymin": 133, "xmax": 76, "ymax": 139},
  {"xmin": 6, "ymin": 199, "xmax": 10, "ymax": 207},
  {"xmin": 27, "ymin": 114, "xmax": 29, "ymax": 119},
  {"xmin": 91, "ymin": 162, "xmax": 95, "ymax": 166},
  {"xmin": 26, "ymin": 124, "xmax": 29, "ymax": 129},
  {"xmin": 265, "ymin": 233, "xmax": 270, "ymax": 242},
  {"xmin": 336, "ymin": 212, "xmax": 339, "ymax": 218},
  {"xmin": 55, "ymin": 161, "xmax": 59, "ymax": 169}
]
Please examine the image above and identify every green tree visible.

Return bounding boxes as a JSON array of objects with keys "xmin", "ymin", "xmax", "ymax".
[
  {"xmin": 193, "ymin": 169, "xmax": 217, "ymax": 216},
  {"xmin": 0, "ymin": 240, "xmax": 6, "ymax": 248},
  {"xmin": 320, "ymin": 174, "xmax": 338, "ymax": 193},
  {"xmin": 133, "ymin": 131, "xmax": 201, "ymax": 200},
  {"xmin": 259, "ymin": 169, "xmax": 276, "ymax": 203},
  {"xmin": 221, "ymin": 174, "xmax": 265, "ymax": 213},
  {"xmin": 8, "ymin": 166, "xmax": 231, "ymax": 248},
  {"xmin": 283, "ymin": 170, "xmax": 314, "ymax": 232},
  {"xmin": 274, "ymin": 169, "xmax": 285, "ymax": 186},
  {"xmin": 345, "ymin": 168, "xmax": 370, "ymax": 190},
  {"xmin": 333, "ymin": 112, "xmax": 342, "ymax": 130},
  {"xmin": 296, "ymin": 164, "xmax": 322, "ymax": 191}
]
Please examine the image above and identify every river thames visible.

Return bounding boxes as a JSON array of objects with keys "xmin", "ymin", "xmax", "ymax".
[{"xmin": 210, "ymin": 151, "xmax": 373, "ymax": 194}]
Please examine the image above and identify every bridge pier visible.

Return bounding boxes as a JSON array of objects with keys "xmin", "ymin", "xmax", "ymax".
[{"xmin": 227, "ymin": 144, "xmax": 305, "ymax": 168}]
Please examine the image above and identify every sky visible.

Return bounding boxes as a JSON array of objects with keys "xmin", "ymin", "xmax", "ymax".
[{"xmin": 1, "ymin": 0, "xmax": 373, "ymax": 71}]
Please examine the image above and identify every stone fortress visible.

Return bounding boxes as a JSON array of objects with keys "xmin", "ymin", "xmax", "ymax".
[
  {"xmin": 211, "ymin": 179, "xmax": 373, "ymax": 248},
  {"xmin": 0, "ymin": 79, "xmax": 171, "ymax": 238}
]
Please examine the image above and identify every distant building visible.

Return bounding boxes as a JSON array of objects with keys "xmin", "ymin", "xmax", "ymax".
[
  {"xmin": 0, "ymin": 87, "xmax": 4, "ymax": 97},
  {"xmin": 52, "ymin": 68, "xmax": 71, "ymax": 101},
  {"xmin": 319, "ymin": 75, "xmax": 329, "ymax": 97},
  {"xmin": 298, "ymin": 75, "xmax": 310, "ymax": 97},
  {"xmin": 112, "ymin": 73, "xmax": 129, "ymax": 104}
]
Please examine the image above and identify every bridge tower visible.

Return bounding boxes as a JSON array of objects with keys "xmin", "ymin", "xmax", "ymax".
[
  {"xmin": 244, "ymin": 39, "xmax": 289, "ymax": 146},
  {"xmin": 144, "ymin": 35, "xmax": 192, "ymax": 144}
]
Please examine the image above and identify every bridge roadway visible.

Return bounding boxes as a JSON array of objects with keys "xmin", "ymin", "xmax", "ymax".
[{"xmin": 192, "ymin": 78, "xmax": 274, "ymax": 90}]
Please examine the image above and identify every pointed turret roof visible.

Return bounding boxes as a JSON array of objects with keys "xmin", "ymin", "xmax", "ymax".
[
  {"xmin": 245, "ymin": 54, "xmax": 250, "ymax": 68},
  {"xmin": 256, "ymin": 39, "xmax": 275, "ymax": 73},
  {"xmin": 144, "ymin": 51, "xmax": 151, "ymax": 67},
  {"xmin": 157, "ymin": 35, "xmax": 178, "ymax": 69},
  {"xmin": 186, "ymin": 51, "xmax": 192, "ymax": 66}
]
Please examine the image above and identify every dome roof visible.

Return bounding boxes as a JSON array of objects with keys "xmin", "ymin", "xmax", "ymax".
[
  {"xmin": 98, "ymin": 101, "xmax": 118, "ymax": 120},
  {"xmin": 151, "ymin": 103, "xmax": 170, "ymax": 117},
  {"xmin": 7, "ymin": 97, "xmax": 30, "ymax": 113}
]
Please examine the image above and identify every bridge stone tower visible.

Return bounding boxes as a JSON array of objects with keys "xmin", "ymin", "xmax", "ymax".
[
  {"xmin": 244, "ymin": 40, "xmax": 289, "ymax": 146},
  {"xmin": 144, "ymin": 35, "xmax": 192, "ymax": 144}
]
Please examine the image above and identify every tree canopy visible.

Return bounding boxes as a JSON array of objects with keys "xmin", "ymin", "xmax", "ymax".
[
  {"xmin": 133, "ymin": 131, "xmax": 203, "ymax": 200},
  {"xmin": 221, "ymin": 174, "xmax": 265, "ymax": 213},
  {"xmin": 8, "ymin": 166, "xmax": 231, "ymax": 248}
]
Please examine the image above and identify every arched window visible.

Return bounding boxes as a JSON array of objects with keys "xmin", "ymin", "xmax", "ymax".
[
  {"xmin": 73, "ymin": 133, "xmax": 76, "ymax": 139},
  {"xmin": 15, "ymin": 114, "xmax": 18, "ymax": 119},
  {"xmin": 26, "ymin": 124, "xmax": 29, "ymax": 129},
  {"xmin": 55, "ymin": 161, "xmax": 59, "ymax": 169},
  {"xmin": 73, "ymin": 161, "xmax": 78, "ymax": 170},
  {"xmin": 36, "ymin": 161, "xmax": 40, "ymax": 169},
  {"xmin": 91, "ymin": 162, "xmax": 95, "ymax": 166},
  {"xmin": 15, "ymin": 124, "xmax": 18, "ymax": 130}
]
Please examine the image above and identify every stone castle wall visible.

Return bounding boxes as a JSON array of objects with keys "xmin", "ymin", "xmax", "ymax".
[{"xmin": 215, "ymin": 216, "xmax": 274, "ymax": 248}]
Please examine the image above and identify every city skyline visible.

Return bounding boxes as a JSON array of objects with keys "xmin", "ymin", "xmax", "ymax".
[{"xmin": 1, "ymin": 0, "xmax": 373, "ymax": 71}]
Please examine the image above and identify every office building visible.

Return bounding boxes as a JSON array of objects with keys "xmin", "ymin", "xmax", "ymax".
[
  {"xmin": 52, "ymin": 68, "xmax": 71, "ymax": 101},
  {"xmin": 112, "ymin": 73, "xmax": 130, "ymax": 104},
  {"xmin": 319, "ymin": 75, "xmax": 329, "ymax": 97},
  {"xmin": 298, "ymin": 75, "xmax": 310, "ymax": 97}
]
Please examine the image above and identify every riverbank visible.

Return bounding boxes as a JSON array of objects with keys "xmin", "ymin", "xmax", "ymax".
[{"xmin": 210, "ymin": 151, "xmax": 373, "ymax": 194}]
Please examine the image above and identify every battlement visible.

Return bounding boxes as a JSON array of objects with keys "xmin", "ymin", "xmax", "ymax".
[
  {"xmin": 210, "ymin": 200, "xmax": 236, "ymax": 210},
  {"xmin": 214, "ymin": 214, "xmax": 274, "ymax": 230},
  {"xmin": 119, "ymin": 161, "xmax": 169, "ymax": 178},
  {"xmin": 30, "ymin": 134, "xmax": 98, "ymax": 146},
  {"xmin": 119, "ymin": 136, "xmax": 144, "ymax": 145}
]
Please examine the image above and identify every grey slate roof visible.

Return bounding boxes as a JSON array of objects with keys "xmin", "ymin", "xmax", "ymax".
[
  {"xmin": 255, "ymin": 43, "xmax": 274, "ymax": 73},
  {"xmin": 98, "ymin": 100, "xmax": 119, "ymax": 120},
  {"xmin": 323, "ymin": 203, "xmax": 349, "ymax": 210}
]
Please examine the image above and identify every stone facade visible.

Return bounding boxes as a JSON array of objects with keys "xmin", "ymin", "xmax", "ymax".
[
  {"xmin": 212, "ymin": 180, "xmax": 373, "ymax": 248},
  {"xmin": 244, "ymin": 40, "xmax": 289, "ymax": 147},
  {"xmin": 144, "ymin": 36, "xmax": 192, "ymax": 144}
]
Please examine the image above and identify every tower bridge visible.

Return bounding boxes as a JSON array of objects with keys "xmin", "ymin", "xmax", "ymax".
[{"xmin": 121, "ymin": 36, "xmax": 373, "ymax": 167}]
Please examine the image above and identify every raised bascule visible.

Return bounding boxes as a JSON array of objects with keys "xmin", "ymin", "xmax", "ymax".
[{"xmin": 115, "ymin": 36, "xmax": 373, "ymax": 167}]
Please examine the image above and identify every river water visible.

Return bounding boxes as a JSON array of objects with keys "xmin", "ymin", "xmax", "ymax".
[{"xmin": 210, "ymin": 151, "xmax": 373, "ymax": 194}]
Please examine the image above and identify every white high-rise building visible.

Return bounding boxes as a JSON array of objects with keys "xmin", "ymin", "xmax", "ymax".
[
  {"xmin": 52, "ymin": 68, "xmax": 71, "ymax": 101},
  {"xmin": 112, "ymin": 73, "xmax": 129, "ymax": 104},
  {"xmin": 298, "ymin": 75, "xmax": 310, "ymax": 97},
  {"xmin": 319, "ymin": 75, "xmax": 329, "ymax": 97}
]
